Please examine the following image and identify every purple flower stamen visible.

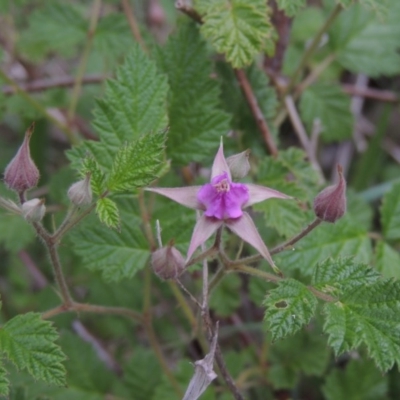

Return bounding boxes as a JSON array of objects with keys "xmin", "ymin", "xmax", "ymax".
[{"xmin": 197, "ymin": 172, "xmax": 249, "ymax": 220}]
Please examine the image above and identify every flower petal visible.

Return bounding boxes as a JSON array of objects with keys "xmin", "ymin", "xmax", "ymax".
[
  {"xmin": 226, "ymin": 212, "xmax": 276, "ymax": 268},
  {"xmin": 211, "ymin": 139, "xmax": 231, "ymax": 181},
  {"xmin": 146, "ymin": 186, "xmax": 203, "ymax": 210},
  {"xmin": 186, "ymin": 215, "xmax": 223, "ymax": 262},
  {"xmin": 244, "ymin": 184, "xmax": 292, "ymax": 207}
]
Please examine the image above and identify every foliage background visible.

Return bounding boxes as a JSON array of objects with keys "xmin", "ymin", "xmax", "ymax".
[{"xmin": 0, "ymin": 0, "xmax": 400, "ymax": 399}]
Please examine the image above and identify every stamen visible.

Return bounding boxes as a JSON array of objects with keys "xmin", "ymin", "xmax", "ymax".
[{"xmin": 214, "ymin": 179, "xmax": 230, "ymax": 193}]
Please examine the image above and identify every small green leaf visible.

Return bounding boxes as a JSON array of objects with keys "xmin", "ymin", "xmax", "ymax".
[
  {"xmin": 197, "ymin": 0, "xmax": 273, "ymax": 68},
  {"xmin": 300, "ymin": 83, "xmax": 354, "ymax": 142},
  {"xmin": 80, "ymin": 156, "xmax": 105, "ymax": 196},
  {"xmin": 0, "ymin": 360, "xmax": 9, "ymax": 397},
  {"xmin": 381, "ymin": 182, "xmax": 400, "ymax": 240},
  {"xmin": 107, "ymin": 133, "xmax": 166, "ymax": 192},
  {"xmin": 276, "ymin": 0, "xmax": 306, "ymax": 16},
  {"xmin": 312, "ymin": 258, "xmax": 380, "ymax": 295},
  {"xmin": 156, "ymin": 23, "xmax": 230, "ymax": 165},
  {"xmin": 264, "ymin": 279, "xmax": 318, "ymax": 340},
  {"xmin": 322, "ymin": 359, "xmax": 388, "ymax": 400},
  {"xmin": 0, "ymin": 313, "xmax": 66, "ymax": 386},
  {"xmin": 95, "ymin": 198, "xmax": 120, "ymax": 230},
  {"xmin": 67, "ymin": 44, "xmax": 168, "ymax": 172},
  {"xmin": 323, "ymin": 280, "xmax": 400, "ymax": 371},
  {"xmin": 71, "ymin": 197, "xmax": 149, "ymax": 282},
  {"xmin": 375, "ymin": 241, "xmax": 400, "ymax": 279}
]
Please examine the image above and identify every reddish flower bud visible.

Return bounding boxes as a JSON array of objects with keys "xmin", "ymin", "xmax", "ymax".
[
  {"xmin": 151, "ymin": 244, "xmax": 185, "ymax": 280},
  {"xmin": 313, "ymin": 165, "xmax": 346, "ymax": 223},
  {"xmin": 4, "ymin": 123, "xmax": 39, "ymax": 194},
  {"xmin": 67, "ymin": 174, "xmax": 92, "ymax": 206},
  {"xmin": 21, "ymin": 198, "xmax": 46, "ymax": 222}
]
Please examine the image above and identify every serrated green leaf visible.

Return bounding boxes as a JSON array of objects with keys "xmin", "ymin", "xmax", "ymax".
[
  {"xmin": 79, "ymin": 157, "xmax": 105, "ymax": 196},
  {"xmin": 299, "ymin": 83, "xmax": 354, "ymax": 142},
  {"xmin": 107, "ymin": 133, "xmax": 166, "ymax": 192},
  {"xmin": 263, "ymin": 279, "xmax": 317, "ymax": 340},
  {"xmin": 0, "ymin": 360, "xmax": 9, "ymax": 397},
  {"xmin": 276, "ymin": 0, "xmax": 306, "ymax": 16},
  {"xmin": 68, "ymin": 44, "xmax": 168, "ymax": 172},
  {"xmin": 322, "ymin": 359, "xmax": 388, "ymax": 400},
  {"xmin": 95, "ymin": 198, "xmax": 120, "ymax": 229},
  {"xmin": 277, "ymin": 218, "xmax": 372, "ymax": 277},
  {"xmin": 323, "ymin": 280, "xmax": 400, "ymax": 371},
  {"xmin": 312, "ymin": 258, "xmax": 380, "ymax": 295},
  {"xmin": 381, "ymin": 182, "xmax": 400, "ymax": 240},
  {"xmin": 329, "ymin": 0, "xmax": 400, "ymax": 76},
  {"xmin": 375, "ymin": 241, "xmax": 400, "ymax": 279},
  {"xmin": 254, "ymin": 198, "xmax": 307, "ymax": 239},
  {"xmin": 71, "ymin": 197, "xmax": 149, "ymax": 282},
  {"xmin": 156, "ymin": 23, "xmax": 230, "ymax": 165},
  {"xmin": 268, "ymin": 330, "xmax": 330, "ymax": 389},
  {"xmin": 197, "ymin": 0, "xmax": 273, "ymax": 68},
  {"xmin": 123, "ymin": 349, "xmax": 162, "ymax": 400},
  {"xmin": 0, "ymin": 313, "xmax": 66, "ymax": 386}
]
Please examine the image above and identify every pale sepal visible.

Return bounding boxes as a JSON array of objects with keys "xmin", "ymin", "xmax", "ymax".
[
  {"xmin": 226, "ymin": 212, "xmax": 278, "ymax": 272},
  {"xmin": 244, "ymin": 184, "xmax": 292, "ymax": 208},
  {"xmin": 226, "ymin": 149, "xmax": 250, "ymax": 179},
  {"xmin": 186, "ymin": 215, "xmax": 223, "ymax": 262},
  {"xmin": 210, "ymin": 139, "xmax": 231, "ymax": 181},
  {"xmin": 146, "ymin": 186, "xmax": 203, "ymax": 210}
]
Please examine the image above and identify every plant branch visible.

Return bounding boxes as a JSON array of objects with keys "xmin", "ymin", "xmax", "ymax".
[
  {"xmin": 68, "ymin": 0, "xmax": 102, "ymax": 122},
  {"xmin": 121, "ymin": 0, "xmax": 147, "ymax": 51},
  {"xmin": 234, "ymin": 69, "xmax": 279, "ymax": 157},
  {"xmin": 175, "ymin": 0, "xmax": 203, "ymax": 23},
  {"xmin": 0, "ymin": 69, "xmax": 77, "ymax": 144},
  {"xmin": 284, "ymin": 95, "xmax": 325, "ymax": 183},
  {"xmin": 2, "ymin": 74, "xmax": 107, "ymax": 95},
  {"xmin": 342, "ymin": 84, "xmax": 399, "ymax": 103}
]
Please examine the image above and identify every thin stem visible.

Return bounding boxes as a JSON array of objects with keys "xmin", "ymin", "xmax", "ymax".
[
  {"xmin": 121, "ymin": 0, "xmax": 147, "ymax": 51},
  {"xmin": 234, "ymin": 69, "xmax": 278, "ymax": 157},
  {"xmin": 208, "ymin": 266, "xmax": 226, "ymax": 293},
  {"xmin": 47, "ymin": 243, "xmax": 73, "ymax": 306},
  {"xmin": 168, "ymin": 281, "xmax": 198, "ymax": 329},
  {"xmin": 185, "ymin": 246, "xmax": 218, "ymax": 267},
  {"xmin": 0, "ymin": 69, "xmax": 77, "ymax": 144},
  {"xmin": 284, "ymin": 95, "xmax": 325, "ymax": 183},
  {"xmin": 2, "ymin": 74, "xmax": 107, "ymax": 95},
  {"xmin": 42, "ymin": 302, "xmax": 143, "ymax": 322},
  {"xmin": 285, "ymin": 4, "xmax": 342, "ymax": 94},
  {"xmin": 342, "ymin": 84, "xmax": 399, "ymax": 103},
  {"xmin": 68, "ymin": 0, "xmax": 102, "ymax": 122},
  {"xmin": 175, "ymin": 0, "xmax": 203, "ymax": 23}
]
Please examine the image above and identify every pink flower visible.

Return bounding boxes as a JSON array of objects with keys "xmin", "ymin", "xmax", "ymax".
[{"xmin": 146, "ymin": 141, "xmax": 291, "ymax": 270}]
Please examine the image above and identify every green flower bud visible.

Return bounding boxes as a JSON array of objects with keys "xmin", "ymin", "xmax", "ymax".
[
  {"xmin": 21, "ymin": 198, "xmax": 46, "ymax": 222},
  {"xmin": 67, "ymin": 174, "xmax": 92, "ymax": 206}
]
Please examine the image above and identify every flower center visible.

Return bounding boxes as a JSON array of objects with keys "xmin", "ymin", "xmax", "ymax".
[
  {"xmin": 197, "ymin": 172, "xmax": 249, "ymax": 220},
  {"xmin": 214, "ymin": 178, "xmax": 230, "ymax": 193}
]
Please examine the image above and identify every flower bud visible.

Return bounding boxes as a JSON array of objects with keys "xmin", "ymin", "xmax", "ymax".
[
  {"xmin": 226, "ymin": 149, "xmax": 251, "ymax": 180},
  {"xmin": 4, "ymin": 123, "xmax": 40, "ymax": 193},
  {"xmin": 21, "ymin": 198, "xmax": 46, "ymax": 222},
  {"xmin": 313, "ymin": 165, "xmax": 346, "ymax": 223},
  {"xmin": 67, "ymin": 174, "xmax": 92, "ymax": 206},
  {"xmin": 151, "ymin": 244, "xmax": 185, "ymax": 280}
]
